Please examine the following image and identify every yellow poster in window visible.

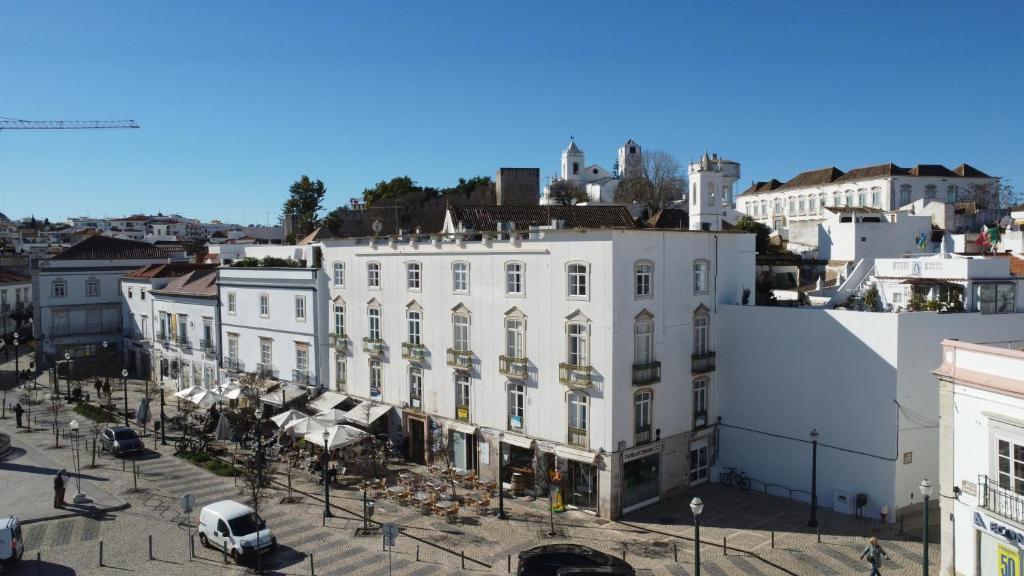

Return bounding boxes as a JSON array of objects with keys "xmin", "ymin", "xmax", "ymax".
[{"xmin": 998, "ymin": 543, "xmax": 1020, "ymax": 576}]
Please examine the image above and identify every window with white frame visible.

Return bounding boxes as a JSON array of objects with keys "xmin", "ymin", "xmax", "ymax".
[
  {"xmin": 693, "ymin": 259, "xmax": 710, "ymax": 293},
  {"xmin": 452, "ymin": 262, "xmax": 469, "ymax": 293},
  {"xmin": 453, "ymin": 311, "xmax": 470, "ymax": 351},
  {"xmin": 773, "ymin": 198, "xmax": 782, "ymax": 215},
  {"xmin": 845, "ymin": 190, "xmax": 853, "ymax": 207},
  {"xmin": 567, "ymin": 322, "xmax": 588, "ymax": 366},
  {"xmin": 227, "ymin": 334, "xmax": 239, "ymax": 361},
  {"xmin": 997, "ymin": 438, "xmax": 1024, "ymax": 493},
  {"xmin": 367, "ymin": 262, "xmax": 381, "ymax": 289},
  {"xmin": 568, "ymin": 392, "xmax": 588, "ymax": 437},
  {"xmin": 788, "ymin": 197, "xmax": 796, "ymax": 214},
  {"xmin": 333, "ymin": 262, "xmax": 345, "ymax": 287},
  {"xmin": 808, "ymin": 195, "xmax": 817, "ymax": 214},
  {"xmin": 86, "ymin": 277, "xmax": 100, "ymax": 297},
  {"xmin": 259, "ymin": 293, "xmax": 270, "ymax": 317},
  {"xmin": 635, "ymin": 319, "xmax": 653, "ymax": 364},
  {"xmin": 635, "ymin": 390, "xmax": 652, "ymax": 435},
  {"xmin": 51, "ymin": 278, "xmax": 67, "ymax": 298},
  {"xmin": 899, "ymin": 184, "xmax": 912, "ymax": 205},
  {"xmin": 335, "ymin": 354, "xmax": 346, "ymax": 389},
  {"xmin": 260, "ymin": 338, "xmax": 273, "ymax": 368},
  {"xmin": 295, "ymin": 344, "xmax": 309, "ymax": 373},
  {"xmin": 925, "ymin": 184, "xmax": 937, "ymax": 198},
  {"xmin": 976, "ymin": 283, "xmax": 1016, "ymax": 314},
  {"xmin": 227, "ymin": 292, "xmax": 236, "ymax": 314},
  {"xmin": 408, "ymin": 366, "xmax": 423, "ymax": 407},
  {"xmin": 693, "ymin": 377, "xmax": 708, "ymax": 427},
  {"xmin": 798, "ymin": 195, "xmax": 806, "ymax": 215},
  {"xmin": 334, "ymin": 304, "xmax": 345, "ymax": 336},
  {"xmin": 127, "ymin": 287, "xmax": 133, "ymax": 299},
  {"xmin": 508, "ymin": 382, "xmax": 525, "ymax": 430},
  {"xmin": 368, "ymin": 307, "xmax": 381, "ymax": 340},
  {"xmin": 455, "ymin": 373, "xmax": 471, "ymax": 409},
  {"xmin": 407, "ymin": 309, "xmax": 422, "ymax": 345},
  {"xmin": 505, "ymin": 317, "xmax": 524, "ymax": 359},
  {"xmin": 567, "ymin": 263, "xmax": 589, "ymax": 298},
  {"xmin": 369, "ymin": 359, "xmax": 382, "ymax": 398},
  {"xmin": 871, "ymin": 187, "xmax": 881, "ymax": 207},
  {"xmin": 505, "ymin": 262, "xmax": 523, "ymax": 295},
  {"xmin": 832, "ymin": 192, "xmax": 841, "ymax": 207},
  {"xmin": 635, "ymin": 261, "xmax": 652, "ymax": 298},
  {"xmin": 946, "ymin": 185, "xmax": 957, "ymax": 204},
  {"xmin": 693, "ymin": 310, "xmax": 709, "ymax": 355},
  {"xmin": 295, "ymin": 295, "xmax": 306, "ymax": 321},
  {"xmin": 892, "ymin": 292, "xmax": 903, "ymax": 304},
  {"xmin": 856, "ymin": 189, "xmax": 866, "ymax": 206},
  {"xmin": 406, "ymin": 262, "xmax": 421, "ymax": 290}
]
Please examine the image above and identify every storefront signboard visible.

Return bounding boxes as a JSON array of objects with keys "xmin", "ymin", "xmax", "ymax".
[{"xmin": 623, "ymin": 442, "xmax": 662, "ymax": 463}]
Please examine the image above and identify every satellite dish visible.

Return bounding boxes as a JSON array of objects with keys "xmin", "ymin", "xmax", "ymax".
[{"xmin": 371, "ymin": 220, "xmax": 383, "ymax": 234}]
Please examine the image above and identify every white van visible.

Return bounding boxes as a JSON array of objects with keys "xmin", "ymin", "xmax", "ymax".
[
  {"xmin": 0, "ymin": 516, "xmax": 24, "ymax": 563},
  {"xmin": 197, "ymin": 500, "xmax": 275, "ymax": 563}
]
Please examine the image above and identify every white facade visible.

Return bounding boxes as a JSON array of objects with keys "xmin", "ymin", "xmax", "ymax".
[
  {"xmin": 541, "ymin": 140, "xmax": 645, "ymax": 204},
  {"xmin": 687, "ymin": 152, "xmax": 741, "ymax": 231},
  {"xmin": 863, "ymin": 253, "xmax": 1024, "ymax": 313},
  {"xmin": 148, "ymin": 280, "xmax": 220, "ymax": 391},
  {"xmin": 817, "ymin": 208, "xmax": 934, "ymax": 262},
  {"xmin": 936, "ymin": 340, "xmax": 1024, "ymax": 576},
  {"xmin": 0, "ymin": 275, "xmax": 32, "ymax": 338}
]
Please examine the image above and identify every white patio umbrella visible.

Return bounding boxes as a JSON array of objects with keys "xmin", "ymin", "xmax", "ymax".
[
  {"xmin": 214, "ymin": 412, "xmax": 233, "ymax": 441},
  {"xmin": 304, "ymin": 424, "xmax": 366, "ymax": 450},
  {"xmin": 189, "ymin": 388, "xmax": 227, "ymax": 407},
  {"xmin": 173, "ymin": 385, "xmax": 202, "ymax": 399},
  {"xmin": 282, "ymin": 416, "xmax": 327, "ymax": 436},
  {"xmin": 270, "ymin": 409, "xmax": 308, "ymax": 429},
  {"xmin": 314, "ymin": 408, "xmax": 348, "ymax": 423},
  {"xmin": 214, "ymin": 384, "xmax": 243, "ymax": 401}
]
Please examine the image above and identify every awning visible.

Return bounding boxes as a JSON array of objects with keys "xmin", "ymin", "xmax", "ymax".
[
  {"xmin": 500, "ymin": 432, "xmax": 535, "ymax": 450},
  {"xmin": 555, "ymin": 445, "xmax": 598, "ymax": 464},
  {"xmin": 270, "ymin": 409, "xmax": 308, "ymax": 428},
  {"xmin": 262, "ymin": 383, "xmax": 307, "ymax": 407},
  {"xmin": 309, "ymin": 391, "xmax": 348, "ymax": 413},
  {"xmin": 342, "ymin": 401, "xmax": 392, "ymax": 427},
  {"xmin": 445, "ymin": 420, "xmax": 477, "ymax": 436},
  {"xmin": 303, "ymin": 424, "xmax": 366, "ymax": 450}
]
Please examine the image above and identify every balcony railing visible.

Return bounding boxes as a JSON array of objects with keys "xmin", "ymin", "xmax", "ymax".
[
  {"xmin": 499, "ymin": 356, "xmax": 528, "ymax": 379},
  {"xmin": 455, "ymin": 404, "xmax": 470, "ymax": 422},
  {"xmin": 402, "ymin": 342, "xmax": 427, "ymax": 362},
  {"xmin": 567, "ymin": 427, "xmax": 588, "ymax": 447},
  {"xmin": 446, "ymin": 348, "xmax": 473, "ymax": 370},
  {"xmin": 363, "ymin": 337, "xmax": 385, "ymax": 356},
  {"xmin": 173, "ymin": 335, "xmax": 189, "ymax": 347},
  {"xmin": 979, "ymin": 474, "xmax": 1024, "ymax": 525},
  {"xmin": 632, "ymin": 361, "xmax": 661, "ymax": 386},
  {"xmin": 634, "ymin": 426, "xmax": 652, "ymax": 445},
  {"xmin": 199, "ymin": 339, "xmax": 215, "ymax": 354},
  {"xmin": 331, "ymin": 333, "xmax": 348, "ymax": 352},
  {"xmin": 155, "ymin": 332, "xmax": 169, "ymax": 343},
  {"xmin": 224, "ymin": 358, "xmax": 243, "ymax": 372},
  {"xmin": 691, "ymin": 351, "xmax": 716, "ymax": 374},
  {"xmin": 694, "ymin": 410, "xmax": 708, "ymax": 429},
  {"xmin": 559, "ymin": 363, "xmax": 593, "ymax": 389},
  {"xmin": 409, "ymin": 394, "xmax": 422, "ymax": 410},
  {"xmin": 292, "ymin": 370, "xmax": 311, "ymax": 385},
  {"xmin": 256, "ymin": 363, "xmax": 277, "ymax": 378}
]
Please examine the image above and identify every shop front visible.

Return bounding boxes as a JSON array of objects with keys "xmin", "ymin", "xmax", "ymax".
[
  {"xmin": 621, "ymin": 443, "xmax": 662, "ymax": 514},
  {"xmin": 554, "ymin": 445, "xmax": 599, "ymax": 514},
  {"xmin": 445, "ymin": 420, "xmax": 477, "ymax": 473},
  {"xmin": 500, "ymin": 432, "xmax": 536, "ymax": 495},
  {"xmin": 973, "ymin": 509, "xmax": 1024, "ymax": 575}
]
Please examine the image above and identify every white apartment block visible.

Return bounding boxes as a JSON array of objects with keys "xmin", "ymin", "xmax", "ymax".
[
  {"xmin": 148, "ymin": 268, "xmax": 221, "ymax": 390},
  {"xmin": 0, "ymin": 271, "xmax": 32, "ymax": 338}
]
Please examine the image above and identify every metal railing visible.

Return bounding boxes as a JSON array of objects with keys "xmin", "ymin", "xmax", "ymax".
[
  {"xmin": 499, "ymin": 356, "xmax": 528, "ymax": 379},
  {"xmin": 634, "ymin": 426, "xmax": 652, "ymax": 445},
  {"xmin": 331, "ymin": 333, "xmax": 348, "ymax": 351},
  {"xmin": 567, "ymin": 427, "xmax": 588, "ymax": 447},
  {"xmin": 402, "ymin": 342, "xmax": 427, "ymax": 362},
  {"xmin": 224, "ymin": 357, "xmax": 243, "ymax": 372},
  {"xmin": 199, "ymin": 339, "xmax": 215, "ymax": 353},
  {"xmin": 632, "ymin": 361, "xmax": 661, "ymax": 385},
  {"xmin": 447, "ymin": 348, "xmax": 473, "ymax": 370},
  {"xmin": 979, "ymin": 474, "xmax": 1024, "ymax": 525},
  {"xmin": 292, "ymin": 370, "xmax": 311, "ymax": 385},
  {"xmin": 692, "ymin": 351, "xmax": 716, "ymax": 374},
  {"xmin": 363, "ymin": 337, "xmax": 384, "ymax": 355},
  {"xmin": 173, "ymin": 335, "xmax": 189, "ymax": 347},
  {"xmin": 256, "ymin": 363, "xmax": 277, "ymax": 378},
  {"xmin": 559, "ymin": 363, "xmax": 593, "ymax": 389}
]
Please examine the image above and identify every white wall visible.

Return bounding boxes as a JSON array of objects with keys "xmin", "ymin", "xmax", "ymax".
[{"xmin": 818, "ymin": 213, "xmax": 933, "ymax": 262}]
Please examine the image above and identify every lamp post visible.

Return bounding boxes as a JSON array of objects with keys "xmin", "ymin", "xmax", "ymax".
[
  {"xmin": 159, "ymin": 383, "xmax": 167, "ymax": 445},
  {"xmin": 807, "ymin": 428, "xmax": 819, "ymax": 528},
  {"xmin": 690, "ymin": 497, "xmax": 704, "ymax": 576},
  {"xmin": 920, "ymin": 478, "xmax": 933, "ymax": 575},
  {"xmin": 322, "ymin": 428, "xmax": 332, "ymax": 518},
  {"xmin": 121, "ymin": 368, "xmax": 129, "ymax": 426},
  {"xmin": 64, "ymin": 352, "xmax": 71, "ymax": 400},
  {"xmin": 497, "ymin": 432, "xmax": 507, "ymax": 520},
  {"xmin": 12, "ymin": 332, "xmax": 19, "ymax": 383},
  {"xmin": 69, "ymin": 419, "xmax": 86, "ymax": 503},
  {"xmin": 0, "ymin": 342, "xmax": 6, "ymax": 419}
]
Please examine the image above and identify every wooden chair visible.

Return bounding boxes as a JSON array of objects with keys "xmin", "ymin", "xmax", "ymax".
[{"xmin": 445, "ymin": 503, "xmax": 460, "ymax": 523}]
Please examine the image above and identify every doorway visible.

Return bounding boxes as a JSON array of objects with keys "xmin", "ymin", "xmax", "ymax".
[
  {"xmin": 407, "ymin": 417, "xmax": 426, "ymax": 464},
  {"xmin": 689, "ymin": 439, "xmax": 708, "ymax": 485}
]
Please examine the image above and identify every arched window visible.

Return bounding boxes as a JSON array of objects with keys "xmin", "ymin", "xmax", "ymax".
[
  {"xmin": 332, "ymin": 262, "xmax": 345, "ymax": 287},
  {"xmin": 634, "ymin": 260, "xmax": 653, "ymax": 298},
  {"xmin": 857, "ymin": 189, "xmax": 867, "ymax": 206},
  {"xmin": 508, "ymin": 382, "xmax": 525, "ymax": 430},
  {"xmin": 572, "ymin": 162, "xmax": 579, "ymax": 175},
  {"xmin": 367, "ymin": 262, "xmax": 381, "ymax": 289},
  {"xmin": 808, "ymin": 195, "xmax": 817, "ymax": 215},
  {"xmin": 51, "ymin": 278, "xmax": 67, "ymax": 298},
  {"xmin": 693, "ymin": 307, "xmax": 710, "ymax": 356},
  {"xmin": 760, "ymin": 200, "xmax": 767, "ymax": 217},
  {"xmin": 452, "ymin": 261, "xmax": 469, "ymax": 293},
  {"xmin": 367, "ymin": 306, "xmax": 382, "ymax": 341},
  {"xmin": 505, "ymin": 261, "xmax": 524, "ymax": 295},
  {"xmin": 634, "ymin": 312, "xmax": 654, "ymax": 365},
  {"xmin": 788, "ymin": 197, "xmax": 796, "ymax": 215},
  {"xmin": 567, "ymin": 321, "xmax": 588, "ymax": 366},
  {"xmin": 693, "ymin": 259, "xmax": 710, "ymax": 294},
  {"xmin": 925, "ymin": 184, "xmax": 937, "ymax": 198},
  {"xmin": 634, "ymin": 390, "xmax": 652, "ymax": 444},
  {"xmin": 406, "ymin": 262, "xmax": 421, "ymax": 290},
  {"xmin": 568, "ymin": 392, "xmax": 588, "ymax": 446},
  {"xmin": 567, "ymin": 262, "xmax": 589, "ymax": 298},
  {"xmin": 693, "ymin": 377, "xmax": 709, "ymax": 427},
  {"xmin": 844, "ymin": 190, "xmax": 853, "ymax": 207},
  {"xmin": 86, "ymin": 277, "xmax": 100, "ymax": 297}
]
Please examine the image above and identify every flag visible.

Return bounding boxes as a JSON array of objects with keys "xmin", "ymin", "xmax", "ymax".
[
  {"xmin": 988, "ymin": 225, "xmax": 1001, "ymax": 248},
  {"xmin": 977, "ymin": 225, "xmax": 990, "ymax": 250},
  {"xmin": 915, "ymin": 231, "xmax": 928, "ymax": 251}
]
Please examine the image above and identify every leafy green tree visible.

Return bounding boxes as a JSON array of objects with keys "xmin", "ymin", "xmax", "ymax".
[
  {"xmin": 282, "ymin": 175, "xmax": 327, "ymax": 237},
  {"xmin": 733, "ymin": 215, "xmax": 772, "ymax": 254}
]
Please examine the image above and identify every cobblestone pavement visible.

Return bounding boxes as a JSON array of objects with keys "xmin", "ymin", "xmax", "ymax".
[{"xmin": 0, "ymin": 369, "xmax": 941, "ymax": 574}]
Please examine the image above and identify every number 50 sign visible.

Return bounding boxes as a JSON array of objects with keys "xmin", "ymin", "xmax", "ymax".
[{"xmin": 999, "ymin": 544, "xmax": 1020, "ymax": 576}]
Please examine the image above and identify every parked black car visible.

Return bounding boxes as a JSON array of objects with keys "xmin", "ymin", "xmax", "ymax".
[
  {"xmin": 516, "ymin": 545, "xmax": 635, "ymax": 576},
  {"xmin": 99, "ymin": 426, "xmax": 144, "ymax": 457}
]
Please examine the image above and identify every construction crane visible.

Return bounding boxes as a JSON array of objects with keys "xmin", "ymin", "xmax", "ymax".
[{"xmin": 0, "ymin": 117, "xmax": 139, "ymax": 131}]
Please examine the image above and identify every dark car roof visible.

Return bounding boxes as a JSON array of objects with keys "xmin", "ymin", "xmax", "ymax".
[{"xmin": 518, "ymin": 545, "xmax": 633, "ymax": 572}]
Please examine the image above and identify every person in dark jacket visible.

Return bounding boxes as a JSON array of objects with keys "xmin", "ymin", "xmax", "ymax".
[
  {"xmin": 859, "ymin": 536, "xmax": 890, "ymax": 575},
  {"xmin": 13, "ymin": 402, "xmax": 24, "ymax": 427},
  {"xmin": 53, "ymin": 469, "xmax": 67, "ymax": 508}
]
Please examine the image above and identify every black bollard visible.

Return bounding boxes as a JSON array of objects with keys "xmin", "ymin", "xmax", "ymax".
[
  {"xmin": 416, "ymin": 545, "xmax": 420, "ymax": 562},
  {"xmin": 99, "ymin": 541, "xmax": 104, "ymax": 567},
  {"xmin": 673, "ymin": 542, "xmax": 678, "ymax": 562},
  {"xmin": 149, "ymin": 534, "xmax": 153, "ymax": 560},
  {"xmin": 771, "ymin": 530, "xmax": 775, "ymax": 549},
  {"xmin": 461, "ymin": 551, "xmax": 466, "ymax": 569},
  {"xmin": 310, "ymin": 553, "xmax": 315, "ymax": 576},
  {"xmin": 723, "ymin": 535, "xmax": 727, "ymax": 556},
  {"xmin": 508, "ymin": 553, "xmax": 512, "ymax": 573}
]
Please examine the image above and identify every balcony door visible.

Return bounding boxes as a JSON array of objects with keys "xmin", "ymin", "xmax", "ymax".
[{"xmin": 688, "ymin": 438, "xmax": 709, "ymax": 486}]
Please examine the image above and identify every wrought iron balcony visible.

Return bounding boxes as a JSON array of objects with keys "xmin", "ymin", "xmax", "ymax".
[
  {"xmin": 455, "ymin": 403, "xmax": 470, "ymax": 422},
  {"xmin": 330, "ymin": 333, "xmax": 348, "ymax": 352},
  {"xmin": 567, "ymin": 426, "xmax": 588, "ymax": 447},
  {"xmin": 363, "ymin": 337, "xmax": 385, "ymax": 356},
  {"xmin": 155, "ymin": 332, "xmax": 169, "ymax": 343},
  {"xmin": 632, "ymin": 361, "xmax": 661, "ymax": 386},
  {"xmin": 224, "ymin": 357, "xmax": 243, "ymax": 372},
  {"xmin": 979, "ymin": 474, "xmax": 1024, "ymax": 525},
  {"xmin": 446, "ymin": 348, "xmax": 473, "ymax": 370},
  {"xmin": 499, "ymin": 356, "xmax": 528, "ymax": 379},
  {"xmin": 173, "ymin": 335, "xmax": 189, "ymax": 347},
  {"xmin": 691, "ymin": 351, "xmax": 716, "ymax": 374},
  {"xmin": 559, "ymin": 363, "xmax": 593, "ymax": 389},
  {"xmin": 292, "ymin": 370, "xmax": 311, "ymax": 385},
  {"xmin": 256, "ymin": 363, "xmax": 277, "ymax": 378},
  {"xmin": 634, "ymin": 425, "xmax": 652, "ymax": 445},
  {"xmin": 408, "ymin": 394, "xmax": 422, "ymax": 410},
  {"xmin": 199, "ymin": 339, "xmax": 215, "ymax": 354},
  {"xmin": 402, "ymin": 342, "xmax": 427, "ymax": 362}
]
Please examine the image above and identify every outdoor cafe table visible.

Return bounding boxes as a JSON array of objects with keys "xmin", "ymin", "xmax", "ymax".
[
  {"xmin": 387, "ymin": 485, "xmax": 406, "ymax": 495},
  {"xmin": 435, "ymin": 500, "xmax": 455, "ymax": 510},
  {"xmin": 414, "ymin": 492, "xmax": 430, "ymax": 502}
]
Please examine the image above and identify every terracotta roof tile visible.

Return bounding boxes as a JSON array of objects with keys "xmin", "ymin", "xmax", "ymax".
[
  {"xmin": 150, "ymin": 269, "xmax": 218, "ymax": 297},
  {"xmin": 777, "ymin": 167, "xmax": 845, "ymax": 191},
  {"xmin": 834, "ymin": 163, "xmax": 909, "ymax": 182},
  {"xmin": 0, "ymin": 271, "xmax": 30, "ymax": 284},
  {"xmin": 738, "ymin": 179, "xmax": 784, "ymax": 197},
  {"xmin": 647, "ymin": 208, "xmax": 689, "ymax": 229},
  {"xmin": 52, "ymin": 236, "xmax": 167, "ymax": 261},
  {"xmin": 124, "ymin": 263, "xmax": 216, "ymax": 279}
]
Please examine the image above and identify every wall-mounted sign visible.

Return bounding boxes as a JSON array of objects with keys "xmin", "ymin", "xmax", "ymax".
[{"xmin": 622, "ymin": 442, "xmax": 662, "ymax": 463}]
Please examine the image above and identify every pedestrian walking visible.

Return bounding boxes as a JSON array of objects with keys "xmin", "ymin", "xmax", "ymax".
[
  {"xmin": 53, "ymin": 469, "xmax": 68, "ymax": 509},
  {"xmin": 102, "ymin": 379, "xmax": 111, "ymax": 400},
  {"xmin": 859, "ymin": 536, "xmax": 890, "ymax": 576},
  {"xmin": 13, "ymin": 402, "xmax": 24, "ymax": 427},
  {"xmin": 94, "ymin": 379, "xmax": 102, "ymax": 399}
]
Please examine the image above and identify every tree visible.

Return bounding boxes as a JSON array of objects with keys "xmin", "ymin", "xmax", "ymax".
[
  {"xmin": 48, "ymin": 394, "xmax": 66, "ymax": 448},
  {"xmin": 733, "ymin": 216, "xmax": 772, "ymax": 254},
  {"xmin": 547, "ymin": 180, "xmax": 589, "ymax": 206},
  {"xmin": 962, "ymin": 180, "xmax": 1019, "ymax": 209},
  {"xmin": 282, "ymin": 176, "xmax": 327, "ymax": 238},
  {"xmin": 320, "ymin": 205, "xmax": 350, "ymax": 232},
  {"xmin": 613, "ymin": 150, "xmax": 685, "ymax": 213},
  {"xmin": 237, "ymin": 373, "xmax": 274, "ymax": 571}
]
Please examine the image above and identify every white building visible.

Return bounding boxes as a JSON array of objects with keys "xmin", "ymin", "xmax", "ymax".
[
  {"xmin": 0, "ymin": 271, "xmax": 32, "ymax": 339},
  {"xmin": 816, "ymin": 207, "xmax": 934, "ymax": 263},
  {"xmin": 33, "ymin": 236, "xmax": 167, "ymax": 365},
  {"xmin": 121, "ymin": 263, "xmax": 204, "ymax": 377},
  {"xmin": 540, "ymin": 139, "xmax": 644, "ymax": 204},
  {"xmin": 687, "ymin": 151, "xmax": 742, "ymax": 231},
  {"xmin": 936, "ymin": 339, "xmax": 1024, "ymax": 576},
  {"xmin": 318, "ymin": 204, "xmax": 754, "ymax": 518},
  {"xmin": 150, "ymin": 268, "xmax": 221, "ymax": 390}
]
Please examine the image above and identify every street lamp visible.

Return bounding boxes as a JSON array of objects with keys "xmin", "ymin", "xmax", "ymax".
[
  {"xmin": 690, "ymin": 497, "xmax": 704, "ymax": 576},
  {"xmin": 68, "ymin": 419, "xmax": 86, "ymax": 503},
  {"xmin": 12, "ymin": 332, "xmax": 19, "ymax": 383},
  {"xmin": 121, "ymin": 368, "xmax": 129, "ymax": 426},
  {"xmin": 159, "ymin": 382, "xmax": 167, "ymax": 445},
  {"xmin": 322, "ymin": 428, "xmax": 332, "ymax": 518},
  {"xmin": 807, "ymin": 428, "xmax": 819, "ymax": 528},
  {"xmin": 920, "ymin": 478, "xmax": 933, "ymax": 575},
  {"xmin": 497, "ymin": 432, "xmax": 507, "ymax": 519},
  {"xmin": 64, "ymin": 351, "xmax": 71, "ymax": 400}
]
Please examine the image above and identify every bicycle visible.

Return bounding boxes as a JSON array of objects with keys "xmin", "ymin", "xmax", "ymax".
[{"xmin": 720, "ymin": 467, "xmax": 751, "ymax": 491}]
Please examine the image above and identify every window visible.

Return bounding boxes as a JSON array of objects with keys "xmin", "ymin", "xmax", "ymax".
[
  {"xmin": 453, "ymin": 312, "xmax": 470, "ymax": 351},
  {"xmin": 567, "ymin": 263, "xmax": 589, "ymax": 298},
  {"xmin": 976, "ymin": 283, "xmax": 1016, "ymax": 314},
  {"xmin": 871, "ymin": 188, "xmax": 881, "ymax": 207},
  {"xmin": 203, "ymin": 319, "xmax": 212, "ymax": 346},
  {"xmin": 455, "ymin": 373, "xmax": 471, "ymax": 420},
  {"xmin": 893, "ymin": 261, "xmax": 910, "ymax": 272},
  {"xmin": 572, "ymin": 162, "xmax": 579, "ymax": 175},
  {"xmin": 892, "ymin": 292, "xmax": 903, "ymax": 304},
  {"xmin": 333, "ymin": 262, "xmax": 345, "ymax": 287},
  {"xmin": 693, "ymin": 378, "xmax": 708, "ymax": 427},
  {"xmin": 177, "ymin": 315, "xmax": 188, "ymax": 343},
  {"xmin": 227, "ymin": 334, "xmax": 239, "ymax": 361},
  {"xmin": 635, "ymin": 261, "xmax": 653, "ymax": 298},
  {"xmin": 508, "ymin": 383, "xmax": 525, "ymax": 430},
  {"xmin": 141, "ymin": 316, "xmax": 148, "ymax": 339},
  {"xmin": 819, "ymin": 193, "xmax": 826, "ymax": 214},
  {"xmin": 773, "ymin": 199, "xmax": 782, "ymax": 215},
  {"xmin": 899, "ymin": 184, "xmax": 912, "ymax": 206},
  {"xmin": 693, "ymin": 310, "xmax": 709, "ymax": 355},
  {"xmin": 857, "ymin": 189, "xmax": 866, "ymax": 206},
  {"xmin": 997, "ymin": 439, "xmax": 1024, "ymax": 493},
  {"xmin": 798, "ymin": 195, "xmax": 806, "ymax": 215},
  {"xmin": 693, "ymin": 259, "xmax": 709, "ymax": 294},
  {"xmin": 368, "ymin": 307, "xmax": 381, "ymax": 340},
  {"xmin": 808, "ymin": 195, "xmax": 817, "ymax": 214},
  {"xmin": 635, "ymin": 391, "xmax": 652, "ymax": 437},
  {"xmin": 335, "ymin": 354, "xmax": 346, "ymax": 389},
  {"xmin": 259, "ymin": 294, "xmax": 270, "ymax": 317},
  {"xmin": 845, "ymin": 190, "xmax": 853, "ymax": 207},
  {"xmin": 295, "ymin": 344, "xmax": 309, "ymax": 373},
  {"xmin": 86, "ymin": 277, "xmax": 100, "ymax": 297},
  {"xmin": 788, "ymin": 197, "xmax": 796, "ymax": 215},
  {"xmin": 367, "ymin": 262, "xmax": 381, "ymax": 289},
  {"xmin": 407, "ymin": 309, "xmax": 421, "ymax": 345},
  {"xmin": 832, "ymin": 192, "xmax": 841, "ymax": 207},
  {"xmin": 334, "ymin": 304, "xmax": 345, "ymax": 336},
  {"xmin": 128, "ymin": 287, "xmax": 133, "ymax": 299},
  {"xmin": 51, "ymin": 278, "xmax": 67, "ymax": 298},
  {"xmin": 452, "ymin": 262, "xmax": 469, "ymax": 293},
  {"xmin": 925, "ymin": 184, "xmax": 937, "ymax": 198},
  {"xmin": 505, "ymin": 262, "xmax": 524, "ymax": 295},
  {"xmin": 409, "ymin": 366, "xmax": 423, "ymax": 407},
  {"xmin": 227, "ymin": 292, "xmax": 236, "ymax": 314},
  {"xmin": 369, "ymin": 359, "xmax": 382, "ymax": 398},
  {"xmin": 406, "ymin": 262, "xmax": 421, "ymax": 290},
  {"xmin": 505, "ymin": 318, "xmax": 524, "ymax": 358},
  {"xmin": 946, "ymin": 185, "xmax": 956, "ymax": 203},
  {"xmin": 568, "ymin": 392, "xmax": 588, "ymax": 440},
  {"xmin": 295, "ymin": 295, "xmax": 306, "ymax": 321},
  {"xmin": 760, "ymin": 200, "xmax": 767, "ymax": 217},
  {"xmin": 635, "ymin": 320, "xmax": 653, "ymax": 364},
  {"xmin": 567, "ymin": 322, "xmax": 588, "ymax": 366},
  {"xmin": 260, "ymin": 338, "xmax": 273, "ymax": 368}
]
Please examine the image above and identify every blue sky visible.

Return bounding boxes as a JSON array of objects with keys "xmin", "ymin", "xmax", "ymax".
[{"xmin": 1, "ymin": 0, "xmax": 1021, "ymax": 224}]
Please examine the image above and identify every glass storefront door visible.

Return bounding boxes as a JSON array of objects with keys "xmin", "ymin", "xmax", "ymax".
[
  {"xmin": 565, "ymin": 460, "xmax": 598, "ymax": 512},
  {"xmin": 622, "ymin": 454, "xmax": 660, "ymax": 512},
  {"xmin": 689, "ymin": 439, "xmax": 708, "ymax": 485}
]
